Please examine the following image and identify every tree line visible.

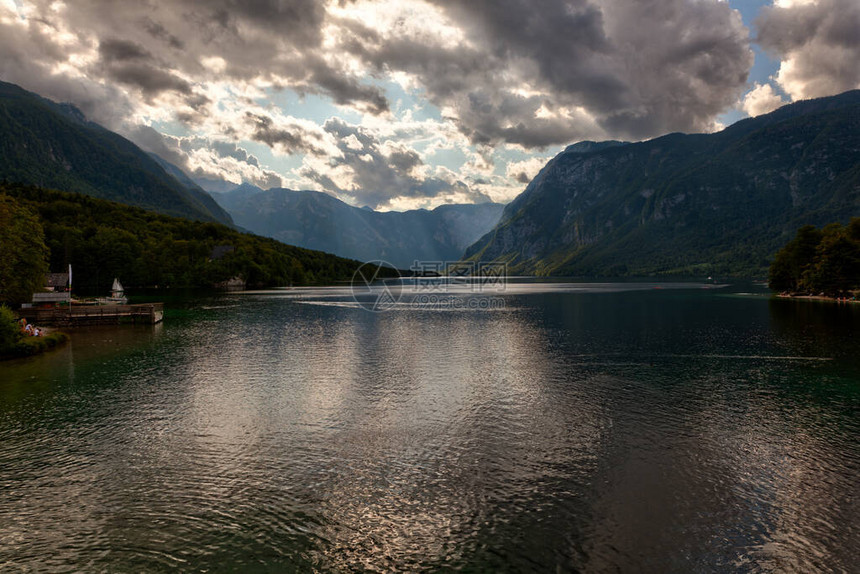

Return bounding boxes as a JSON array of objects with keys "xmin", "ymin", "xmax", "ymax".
[
  {"xmin": 0, "ymin": 183, "xmax": 372, "ymax": 304},
  {"xmin": 769, "ymin": 219, "xmax": 860, "ymax": 297}
]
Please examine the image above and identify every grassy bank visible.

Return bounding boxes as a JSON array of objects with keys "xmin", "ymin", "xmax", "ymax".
[
  {"xmin": 1, "ymin": 331, "xmax": 70, "ymax": 360},
  {"xmin": 0, "ymin": 305, "xmax": 69, "ymax": 360}
]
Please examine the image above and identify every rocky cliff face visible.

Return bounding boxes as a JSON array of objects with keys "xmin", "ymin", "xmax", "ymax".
[{"xmin": 466, "ymin": 91, "xmax": 860, "ymax": 277}]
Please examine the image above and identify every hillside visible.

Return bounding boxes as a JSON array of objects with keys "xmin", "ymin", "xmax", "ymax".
[
  {"xmin": 1, "ymin": 183, "xmax": 374, "ymax": 293},
  {"xmin": 465, "ymin": 91, "xmax": 860, "ymax": 277},
  {"xmin": 214, "ymin": 185, "xmax": 504, "ymax": 268},
  {"xmin": 0, "ymin": 81, "xmax": 232, "ymax": 224}
]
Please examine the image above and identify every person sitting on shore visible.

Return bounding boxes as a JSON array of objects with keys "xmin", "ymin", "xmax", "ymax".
[{"xmin": 24, "ymin": 323, "xmax": 34, "ymax": 336}]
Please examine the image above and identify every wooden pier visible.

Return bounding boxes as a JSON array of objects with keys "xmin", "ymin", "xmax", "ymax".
[{"xmin": 20, "ymin": 303, "xmax": 164, "ymax": 326}]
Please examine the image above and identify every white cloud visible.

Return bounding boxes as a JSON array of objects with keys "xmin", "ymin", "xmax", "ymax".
[
  {"xmin": 343, "ymin": 134, "xmax": 365, "ymax": 151},
  {"xmin": 741, "ymin": 82, "xmax": 786, "ymax": 117},
  {"xmin": 506, "ymin": 156, "xmax": 554, "ymax": 184},
  {"xmin": 774, "ymin": 0, "xmax": 816, "ymax": 7},
  {"xmin": 757, "ymin": 0, "xmax": 860, "ymax": 101}
]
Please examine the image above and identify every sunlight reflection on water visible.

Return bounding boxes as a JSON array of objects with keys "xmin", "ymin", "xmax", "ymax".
[{"xmin": 0, "ymin": 283, "xmax": 857, "ymax": 571}]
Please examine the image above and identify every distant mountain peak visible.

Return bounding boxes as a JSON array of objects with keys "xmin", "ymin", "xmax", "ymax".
[{"xmin": 213, "ymin": 186, "xmax": 505, "ymax": 267}]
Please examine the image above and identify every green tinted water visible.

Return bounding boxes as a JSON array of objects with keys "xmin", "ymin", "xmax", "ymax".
[{"xmin": 1, "ymin": 283, "xmax": 858, "ymax": 572}]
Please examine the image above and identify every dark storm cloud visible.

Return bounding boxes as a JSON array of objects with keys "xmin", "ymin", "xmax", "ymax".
[
  {"xmin": 186, "ymin": 93, "xmax": 212, "ymax": 110},
  {"xmin": 244, "ymin": 112, "xmax": 328, "ymax": 155},
  {"xmin": 429, "ymin": 0, "xmax": 621, "ymax": 110},
  {"xmin": 307, "ymin": 60, "xmax": 390, "ymax": 114},
  {"xmin": 387, "ymin": 148, "xmax": 422, "ymax": 174},
  {"xmin": 343, "ymin": 0, "xmax": 751, "ymax": 145},
  {"xmin": 301, "ymin": 118, "xmax": 483, "ymax": 209},
  {"xmin": 513, "ymin": 171, "xmax": 531, "ymax": 184},
  {"xmin": 1, "ymin": 0, "xmax": 389, "ymax": 121},
  {"xmin": 105, "ymin": 62, "xmax": 192, "ymax": 96},
  {"xmin": 212, "ymin": 0, "xmax": 326, "ymax": 40},
  {"xmin": 465, "ymin": 0, "xmax": 749, "ymax": 141},
  {"xmin": 2, "ymin": 0, "xmax": 755, "ymax": 148},
  {"xmin": 595, "ymin": 0, "xmax": 753, "ymax": 135},
  {"xmin": 98, "ymin": 39, "xmax": 152, "ymax": 62},
  {"xmin": 756, "ymin": 0, "xmax": 860, "ymax": 100},
  {"xmin": 171, "ymin": 0, "xmax": 387, "ymax": 111},
  {"xmin": 142, "ymin": 18, "xmax": 185, "ymax": 50},
  {"xmin": 96, "ymin": 36, "xmax": 198, "ymax": 100},
  {"xmin": 0, "ymin": 12, "xmax": 133, "ymax": 126}
]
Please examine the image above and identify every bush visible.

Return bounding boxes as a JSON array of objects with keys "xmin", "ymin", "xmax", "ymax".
[
  {"xmin": 13, "ymin": 332, "xmax": 69, "ymax": 356},
  {"xmin": 0, "ymin": 304, "xmax": 22, "ymax": 352},
  {"xmin": 0, "ymin": 306, "xmax": 70, "ymax": 359}
]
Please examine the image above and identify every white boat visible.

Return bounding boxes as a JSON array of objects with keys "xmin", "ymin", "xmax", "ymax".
[{"xmin": 96, "ymin": 278, "xmax": 128, "ymax": 305}]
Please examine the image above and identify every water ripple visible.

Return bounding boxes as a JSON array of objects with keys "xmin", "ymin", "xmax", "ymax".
[{"xmin": 1, "ymin": 286, "xmax": 858, "ymax": 571}]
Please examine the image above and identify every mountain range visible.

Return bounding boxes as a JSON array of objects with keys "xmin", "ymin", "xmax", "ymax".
[
  {"xmin": 466, "ymin": 90, "xmax": 860, "ymax": 277},
  {"xmin": 3, "ymin": 79, "xmax": 859, "ymax": 278},
  {"xmin": 212, "ymin": 184, "xmax": 504, "ymax": 268},
  {"xmin": 0, "ymin": 80, "xmax": 502, "ymax": 268},
  {"xmin": 0, "ymin": 81, "xmax": 232, "ymax": 225}
]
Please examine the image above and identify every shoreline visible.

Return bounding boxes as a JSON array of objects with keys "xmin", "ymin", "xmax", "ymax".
[
  {"xmin": 776, "ymin": 293, "xmax": 859, "ymax": 304},
  {"xmin": 0, "ymin": 329, "xmax": 70, "ymax": 362}
]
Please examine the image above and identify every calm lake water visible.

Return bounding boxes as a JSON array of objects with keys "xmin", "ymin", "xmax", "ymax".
[{"xmin": 1, "ymin": 282, "xmax": 858, "ymax": 572}]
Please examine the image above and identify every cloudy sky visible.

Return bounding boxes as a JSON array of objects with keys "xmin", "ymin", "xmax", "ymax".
[{"xmin": 1, "ymin": 0, "xmax": 858, "ymax": 210}]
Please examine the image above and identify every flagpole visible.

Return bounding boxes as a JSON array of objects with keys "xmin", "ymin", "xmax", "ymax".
[{"xmin": 68, "ymin": 264, "xmax": 72, "ymax": 321}]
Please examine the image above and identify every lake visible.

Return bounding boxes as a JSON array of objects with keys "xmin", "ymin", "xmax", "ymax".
[{"xmin": 1, "ymin": 282, "xmax": 858, "ymax": 572}]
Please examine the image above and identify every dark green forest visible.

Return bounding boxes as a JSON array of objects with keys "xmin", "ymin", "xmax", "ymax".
[
  {"xmin": 0, "ymin": 80, "xmax": 232, "ymax": 224},
  {"xmin": 769, "ymin": 219, "xmax": 860, "ymax": 297},
  {"xmin": 0, "ymin": 183, "xmax": 373, "ymax": 298}
]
